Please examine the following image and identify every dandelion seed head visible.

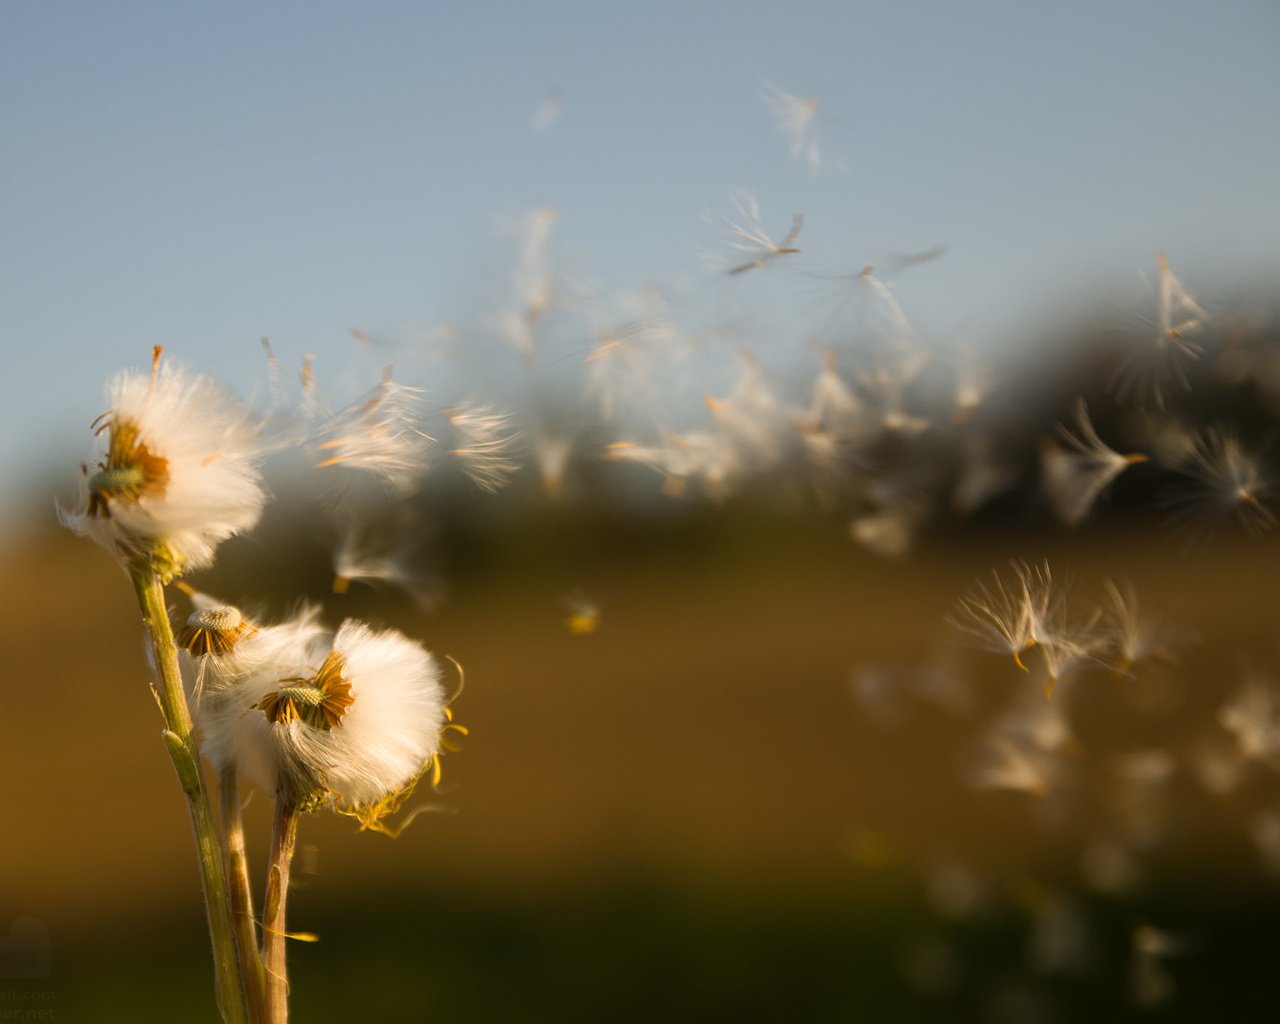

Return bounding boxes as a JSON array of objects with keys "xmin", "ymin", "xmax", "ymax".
[
  {"xmin": 208, "ymin": 617, "xmax": 452, "ymax": 810},
  {"xmin": 259, "ymin": 649, "xmax": 356, "ymax": 732},
  {"xmin": 62, "ymin": 351, "xmax": 267, "ymax": 575},
  {"xmin": 190, "ymin": 605, "xmax": 244, "ymax": 634},
  {"xmin": 178, "ymin": 601, "xmax": 260, "ymax": 659},
  {"xmin": 171, "ymin": 586, "xmax": 264, "ymax": 709}
]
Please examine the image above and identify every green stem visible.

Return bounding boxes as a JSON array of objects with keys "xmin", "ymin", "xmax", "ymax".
[
  {"xmin": 221, "ymin": 767, "xmax": 268, "ymax": 1022},
  {"xmin": 128, "ymin": 562, "xmax": 249, "ymax": 1024},
  {"xmin": 262, "ymin": 799, "xmax": 300, "ymax": 1024}
]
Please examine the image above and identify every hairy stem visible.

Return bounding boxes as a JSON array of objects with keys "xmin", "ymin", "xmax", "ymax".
[
  {"xmin": 262, "ymin": 799, "xmax": 300, "ymax": 1024},
  {"xmin": 128, "ymin": 561, "xmax": 249, "ymax": 1024},
  {"xmin": 221, "ymin": 767, "xmax": 267, "ymax": 1022}
]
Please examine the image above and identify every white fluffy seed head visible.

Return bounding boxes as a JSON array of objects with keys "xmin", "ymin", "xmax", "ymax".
[
  {"xmin": 200, "ymin": 617, "xmax": 449, "ymax": 808},
  {"xmin": 187, "ymin": 606, "xmax": 330, "ymax": 776},
  {"xmin": 61, "ymin": 356, "xmax": 267, "ymax": 575}
]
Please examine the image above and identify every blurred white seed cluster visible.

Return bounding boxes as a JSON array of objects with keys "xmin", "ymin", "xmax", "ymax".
[
  {"xmin": 185, "ymin": 600, "xmax": 454, "ymax": 819},
  {"xmin": 66, "ymin": 241, "xmax": 1271, "ymax": 588},
  {"xmin": 846, "ymin": 556, "xmax": 1280, "ymax": 1008}
]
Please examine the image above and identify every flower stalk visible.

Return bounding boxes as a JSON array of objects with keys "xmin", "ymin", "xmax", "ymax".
[
  {"xmin": 221, "ymin": 767, "xmax": 268, "ymax": 1021},
  {"xmin": 262, "ymin": 799, "xmax": 301, "ymax": 1024},
  {"xmin": 128, "ymin": 559, "xmax": 249, "ymax": 1024}
]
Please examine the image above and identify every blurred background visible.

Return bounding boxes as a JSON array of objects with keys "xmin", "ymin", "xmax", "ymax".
[{"xmin": 4, "ymin": 2, "xmax": 1280, "ymax": 1020}]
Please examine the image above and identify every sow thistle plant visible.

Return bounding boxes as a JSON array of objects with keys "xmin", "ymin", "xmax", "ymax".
[
  {"xmin": 62, "ymin": 346, "xmax": 268, "ymax": 579},
  {"xmin": 63, "ymin": 348, "xmax": 464, "ymax": 1023}
]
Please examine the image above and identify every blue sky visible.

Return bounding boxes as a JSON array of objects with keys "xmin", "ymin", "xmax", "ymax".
[{"xmin": 3, "ymin": 1, "xmax": 1279, "ymax": 527}]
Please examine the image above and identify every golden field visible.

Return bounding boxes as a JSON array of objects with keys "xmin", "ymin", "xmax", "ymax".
[{"xmin": 5, "ymin": 504, "xmax": 1280, "ymax": 1020}]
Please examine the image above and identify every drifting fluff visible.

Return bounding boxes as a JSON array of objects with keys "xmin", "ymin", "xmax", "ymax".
[{"xmin": 1041, "ymin": 400, "xmax": 1147, "ymax": 526}]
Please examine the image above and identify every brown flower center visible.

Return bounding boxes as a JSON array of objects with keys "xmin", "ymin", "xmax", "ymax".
[
  {"xmin": 87, "ymin": 415, "xmax": 170, "ymax": 518},
  {"xmin": 258, "ymin": 650, "xmax": 355, "ymax": 731},
  {"xmin": 177, "ymin": 605, "xmax": 259, "ymax": 656}
]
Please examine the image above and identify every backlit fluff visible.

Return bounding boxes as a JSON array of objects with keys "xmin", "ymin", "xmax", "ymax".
[
  {"xmin": 701, "ymin": 191, "xmax": 803, "ymax": 276},
  {"xmin": 1111, "ymin": 252, "xmax": 1208, "ymax": 409},
  {"xmin": 206, "ymin": 618, "xmax": 449, "ymax": 809},
  {"xmin": 759, "ymin": 80, "xmax": 821, "ymax": 171},
  {"xmin": 62, "ymin": 352, "xmax": 266, "ymax": 574},
  {"xmin": 445, "ymin": 402, "xmax": 521, "ymax": 493},
  {"xmin": 184, "ymin": 604, "xmax": 329, "ymax": 779},
  {"xmin": 1041, "ymin": 400, "xmax": 1147, "ymax": 526},
  {"xmin": 312, "ymin": 369, "xmax": 434, "ymax": 494}
]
